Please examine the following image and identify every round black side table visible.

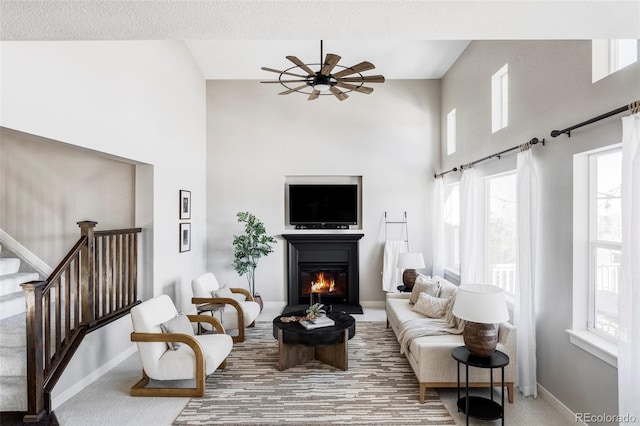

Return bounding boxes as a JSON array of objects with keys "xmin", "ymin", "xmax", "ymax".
[{"xmin": 451, "ymin": 346, "xmax": 509, "ymax": 426}]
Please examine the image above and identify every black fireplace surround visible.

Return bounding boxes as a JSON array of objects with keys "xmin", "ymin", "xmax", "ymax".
[{"xmin": 282, "ymin": 234, "xmax": 364, "ymax": 314}]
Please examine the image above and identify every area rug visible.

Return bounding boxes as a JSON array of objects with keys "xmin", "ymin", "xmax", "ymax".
[{"xmin": 173, "ymin": 321, "xmax": 455, "ymax": 425}]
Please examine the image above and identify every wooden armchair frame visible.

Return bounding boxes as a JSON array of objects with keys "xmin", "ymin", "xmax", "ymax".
[
  {"xmin": 130, "ymin": 315, "xmax": 227, "ymax": 397},
  {"xmin": 192, "ymin": 287, "xmax": 255, "ymax": 343}
]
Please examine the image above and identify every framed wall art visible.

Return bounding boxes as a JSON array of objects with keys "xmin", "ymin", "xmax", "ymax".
[
  {"xmin": 179, "ymin": 222, "xmax": 191, "ymax": 253},
  {"xmin": 180, "ymin": 190, "xmax": 191, "ymax": 220}
]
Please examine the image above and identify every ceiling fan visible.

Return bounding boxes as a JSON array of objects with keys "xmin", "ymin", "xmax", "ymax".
[{"xmin": 260, "ymin": 41, "xmax": 385, "ymax": 101}]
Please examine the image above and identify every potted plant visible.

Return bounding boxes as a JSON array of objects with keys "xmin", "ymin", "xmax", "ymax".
[
  {"xmin": 232, "ymin": 211, "xmax": 277, "ymax": 309},
  {"xmin": 306, "ymin": 303, "xmax": 326, "ymax": 319}
]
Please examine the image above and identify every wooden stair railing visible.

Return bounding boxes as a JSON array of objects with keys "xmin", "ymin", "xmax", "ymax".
[{"xmin": 21, "ymin": 221, "xmax": 142, "ymax": 423}]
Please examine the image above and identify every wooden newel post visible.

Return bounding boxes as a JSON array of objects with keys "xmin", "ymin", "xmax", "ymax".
[
  {"xmin": 21, "ymin": 281, "xmax": 47, "ymax": 423},
  {"xmin": 78, "ymin": 221, "xmax": 97, "ymax": 324}
]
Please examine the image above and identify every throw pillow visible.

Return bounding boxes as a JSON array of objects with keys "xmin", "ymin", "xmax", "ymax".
[
  {"xmin": 412, "ymin": 292, "xmax": 450, "ymax": 319},
  {"xmin": 160, "ymin": 312, "xmax": 195, "ymax": 350},
  {"xmin": 213, "ymin": 287, "xmax": 235, "ymax": 300},
  {"xmin": 409, "ymin": 275, "xmax": 440, "ymax": 304}
]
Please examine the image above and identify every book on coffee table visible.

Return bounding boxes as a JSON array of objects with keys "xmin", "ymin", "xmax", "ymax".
[{"xmin": 300, "ymin": 316, "xmax": 335, "ymax": 330}]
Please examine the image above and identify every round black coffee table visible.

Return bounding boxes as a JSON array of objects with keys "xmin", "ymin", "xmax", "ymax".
[{"xmin": 272, "ymin": 311, "xmax": 356, "ymax": 371}]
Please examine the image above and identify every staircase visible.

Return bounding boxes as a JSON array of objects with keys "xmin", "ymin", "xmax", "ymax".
[{"xmin": 0, "ymin": 244, "xmax": 38, "ymax": 412}]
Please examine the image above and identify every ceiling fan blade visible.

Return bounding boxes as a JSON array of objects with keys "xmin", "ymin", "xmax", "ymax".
[
  {"xmin": 308, "ymin": 90, "xmax": 320, "ymax": 101},
  {"xmin": 332, "ymin": 61, "xmax": 375, "ymax": 78},
  {"xmin": 279, "ymin": 84, "xmax": 311, "ymax": 95},
  {"xmin": 286, "ymin": 56, "xmax": 317, "ymax": 76},
  {"xmin": 329, "ymin": 86, "xmax": 349, "ymax": 101},
  {"xmin": 260, "ymin": 79, "xmax": 309, "ymax": 84},
  {"xmin": 320, "ymin": 53, "xmax": 341, "ymax": 76},
  {"xmin": 337, "ymin": 75, "xmax": 386, "ymax": 83},
  {"xmin": 261, "ymin": 67, "xmax": 310, "ymax": 78},
  {"xmin": 335, "ymin": 81, "xmax": 374, "ymax": 94}
]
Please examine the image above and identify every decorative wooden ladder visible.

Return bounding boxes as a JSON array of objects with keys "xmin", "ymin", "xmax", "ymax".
[{"xmin": 21, "ymin": 221, "xmax": 142, "ymax": 423}]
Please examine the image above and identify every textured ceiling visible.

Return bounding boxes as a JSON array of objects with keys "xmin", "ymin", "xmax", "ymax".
[{"xmin": 1, "ymin": 1, "xmax": 638, "ymax": 80}]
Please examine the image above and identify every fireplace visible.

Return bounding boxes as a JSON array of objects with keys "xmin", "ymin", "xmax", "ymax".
[{"xmin": 282, "ymin": 234, "xmax": 364, "ymax": 314}]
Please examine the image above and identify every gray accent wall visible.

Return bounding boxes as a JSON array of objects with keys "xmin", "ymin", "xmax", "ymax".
[{"xmin": 441, "ymin": 40, "xmax": 640, "ymax": 424}]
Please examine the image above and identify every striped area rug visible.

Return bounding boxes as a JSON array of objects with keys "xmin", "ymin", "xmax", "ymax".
[{"xmin": 173, "ymin": 321, "xmax": 454, "ymax": 425}]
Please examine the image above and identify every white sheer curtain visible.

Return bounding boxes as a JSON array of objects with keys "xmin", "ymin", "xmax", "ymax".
[
  {"xmin": 515, "ymin": 147, "xmax": 538, "ymax": 398},
  {"xmin": 460, "ymin": 167, "xmax": 484, "ymax": 284},
  {"xmin": 432, "ymin": 176, "xmax": 445, "ymax": 277},
  {"xmin": 619, "ymin": 113, "xmax": 640, "ymax": 421}
]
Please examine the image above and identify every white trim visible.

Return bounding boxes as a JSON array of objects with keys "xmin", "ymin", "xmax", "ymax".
[
  {"xmin": 538, "ymin": 383, "xmax": 587, "ymax": 426},
  {"xmin": 0, "ymin": 228, "xmax": 53, "ymax": 276},
  {"xmin": 566, "ymin": 329, "xmax": 618, "ymax": 368},
  {"xmin": 51, "ymin": 344, "xmax": 137, "ymax": 409},
  {"xmin": 361, "ymin": 300, "xmax": 385, "ymax": 309}
]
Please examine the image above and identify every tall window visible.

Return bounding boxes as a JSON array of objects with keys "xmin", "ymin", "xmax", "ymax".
[
  {"xmin": 486, "ymin": 172, "xmax": 517, "ymax": 304},
  {"xmin": 589, "ymin": 148, "xmax": 622, "ymax": 340},
  {"xmin": 443, "ymin": 183, "xmax": 460, "ymax": 276},
  {"xmin": 592, "ymin": 39, "xmax": 638, "ymax": 83},
  {"xmin": 491, "ymin": 64, "xmax": 509, "ymax": 133},
  {"xmin": 447, "ymin": 108, "xmax": 457, "ymax": 156},
  {"xmin": 571, "ymin": 144, "xmax": 622, "ymax": 365}
]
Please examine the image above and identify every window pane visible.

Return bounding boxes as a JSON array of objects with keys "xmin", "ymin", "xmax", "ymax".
[
  {"xmin": 487, "ymin": 173, "xmax": 516, "ymax": 302},
  {"xmin": 595, "ymin": 151, "xmax": 622, "ymax": 242},
  {"xmin": 593, "ymin": 247, "xmax": 620, "ymax": 339}
]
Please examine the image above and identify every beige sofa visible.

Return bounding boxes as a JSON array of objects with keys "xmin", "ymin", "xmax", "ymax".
[{"xmin": 386, "ymin": 275, "xmax": 516, "ymax": 404}]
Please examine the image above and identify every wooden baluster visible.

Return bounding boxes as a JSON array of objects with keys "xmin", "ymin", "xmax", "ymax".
[
  {"xmin": 115, "ymin": 234, "xmax": 121, "ymax": 310},
  {"xmin": 74, "ymin": 254, "xmax": 80, "ymax": 328},
  {"xmin": 94, "ymin": 236, "xmax": 100, "ymax": 319},
  {"xmin": 77, "ymin": 221, "xmax": 97, "ymax": 324},
  {"xmin": 55, "ymin": 277, "xmax": 62, "ymax": 355},
  {"xmin": 43, "ymin": 291, "xmax": 51, "ymax": 373},
  {"xmin": 132, "ymin": 232, "xmax": 138, "ymax": 302},
  {"xmin": 21, "ymin": 281, "xmax": 47, "ymax": 423},
  {"xmin": 65, "ymin": 267, "xmax": 71, "ymax": 342},
  {"xmin": 101, "ymin": 236, "xmax": 108, "ymax": 317}
]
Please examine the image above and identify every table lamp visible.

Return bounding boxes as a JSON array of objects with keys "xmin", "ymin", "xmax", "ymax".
[
  {"xmin": 452, "ymin": 284, "xmax": 509, "ymax": 357},
  {"xmin": 397, "ymin": 252, "xmax": 425, "ymax": 289}
]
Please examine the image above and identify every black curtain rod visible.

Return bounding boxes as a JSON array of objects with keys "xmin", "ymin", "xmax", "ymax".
[
  {"xmin": 434, "ymin": 137, "xmax": 543, "ymax": 178},
  {"xmin": 551, "ymin": 100, "xmax": 640, "ymax": 138}
]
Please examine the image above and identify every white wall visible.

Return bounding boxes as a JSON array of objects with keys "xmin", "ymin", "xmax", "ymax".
[
  {"xmin": 206, "ymin": 79, "xmax": 440, "ymax": 305},
  {"xmin": 441, "ymin": 40, "xmax": 640, "ymax": 424},
  {"xmin": 0, "ymin": 41, "xmax": 207, "ymax": 407}
]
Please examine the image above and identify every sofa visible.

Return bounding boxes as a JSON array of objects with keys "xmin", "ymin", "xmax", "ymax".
[{"xmin": 386, "ymin": 275, "xmax": 516, "ymax": 404}]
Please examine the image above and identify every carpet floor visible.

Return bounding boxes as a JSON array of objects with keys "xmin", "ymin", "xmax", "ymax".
[{"xmin": 173, "ymin": 321, "xmax": 455, "ymax": 425}]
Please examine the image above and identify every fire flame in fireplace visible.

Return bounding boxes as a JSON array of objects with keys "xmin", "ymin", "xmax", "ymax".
[{"xmin": 310, "ymin": 272, "xmax": 335, "ymax": 293}]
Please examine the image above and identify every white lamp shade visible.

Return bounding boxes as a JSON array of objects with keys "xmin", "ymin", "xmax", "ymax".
[
  {"xmin": 452, "ymin": 284, "xmax": 509, "ymax": 324},
  {"xmin": 397, "ymin": 252, "xmax": 425, "ymax": 270}
]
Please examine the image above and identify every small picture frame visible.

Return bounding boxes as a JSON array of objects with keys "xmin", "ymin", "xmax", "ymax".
[
  {"xmin": 179, "ymin": 223, "xmax": 191, "ymax": 253},
  {"xmin": 180, "ymin": 190, "xmax": 191, "ymax": 220}
]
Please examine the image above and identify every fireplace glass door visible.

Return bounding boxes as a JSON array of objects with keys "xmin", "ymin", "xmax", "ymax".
[{"xmin": 299, "ymin": 263, "xmax": 348, "ymax": 305}]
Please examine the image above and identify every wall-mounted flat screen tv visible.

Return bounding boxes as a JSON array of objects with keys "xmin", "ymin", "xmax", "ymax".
[{"xmin": 289, "ymin": 184, "xmax": 358, "ymax": 226}]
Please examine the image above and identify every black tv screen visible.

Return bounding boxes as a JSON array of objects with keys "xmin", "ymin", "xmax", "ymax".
[{"xmin": 289, "ymin": 184, "xmax": 358, "ymax": 225}]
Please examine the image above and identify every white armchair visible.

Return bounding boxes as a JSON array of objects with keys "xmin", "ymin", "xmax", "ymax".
[
  {"xmin": 129, "ymin": 294, "xmax": 233, "ymax": 397},
  {"xmin": 191, "ymin": 272, "xmax": 261, "ymax": 342}
]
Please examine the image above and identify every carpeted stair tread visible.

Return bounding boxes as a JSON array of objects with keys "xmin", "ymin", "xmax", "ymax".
[
  {"xmin": 0, "ymin": 272, "xmax": 39, "ymax": 298},
  {"xmin": 0, "ymin": 346, "xmax": 27, "ymax": 376},
  {"xmin": 0, "ymin": 258, "xmax": 21, "ymax": 275},
  {"xmin": 0, "ymin": 375, "xmax": 27, "ymax": 411}
]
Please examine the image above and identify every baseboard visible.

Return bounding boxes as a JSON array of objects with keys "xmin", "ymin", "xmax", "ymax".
[
  {"xmin": 51, "ymin": 344, "xmax": 137, "ymax": 410},
  {"xmin": 0, "ymin": 229, "xmax": 53, "ymax": 276},
  {"xmin": 538, "ymin": 383, "xmax": 586, "ymax": 426},
  {"xmin": 361, "ymin": 301, "xmax": 385, "ymax": 309}
]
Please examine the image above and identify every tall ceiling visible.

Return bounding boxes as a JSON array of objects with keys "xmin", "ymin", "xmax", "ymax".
[{"xmin": 1, "ymin": 1, "xmax": 638, "ymax": 80}]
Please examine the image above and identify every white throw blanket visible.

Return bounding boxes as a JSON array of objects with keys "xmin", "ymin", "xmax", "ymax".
[
  {"xmin": 382, "ymin": 240, "xmax": 408, "ymax": 292},
  {"xmin": 398, "ymin": 292, "xmax": 466, "ymax": 354}
]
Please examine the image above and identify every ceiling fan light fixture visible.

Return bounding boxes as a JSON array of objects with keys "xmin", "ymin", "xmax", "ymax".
[{"xmin": 261, "ymin": 41, "xmax": 384, "ymax": 101}]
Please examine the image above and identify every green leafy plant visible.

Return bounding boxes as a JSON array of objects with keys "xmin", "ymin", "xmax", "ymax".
[
  {"xmin": 232, "ymin": 211, "xmax": 277, "ymax": 296},
  {"xmin": 306, "ymin": 303, "xmax": 326, "ymax": 318}
]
